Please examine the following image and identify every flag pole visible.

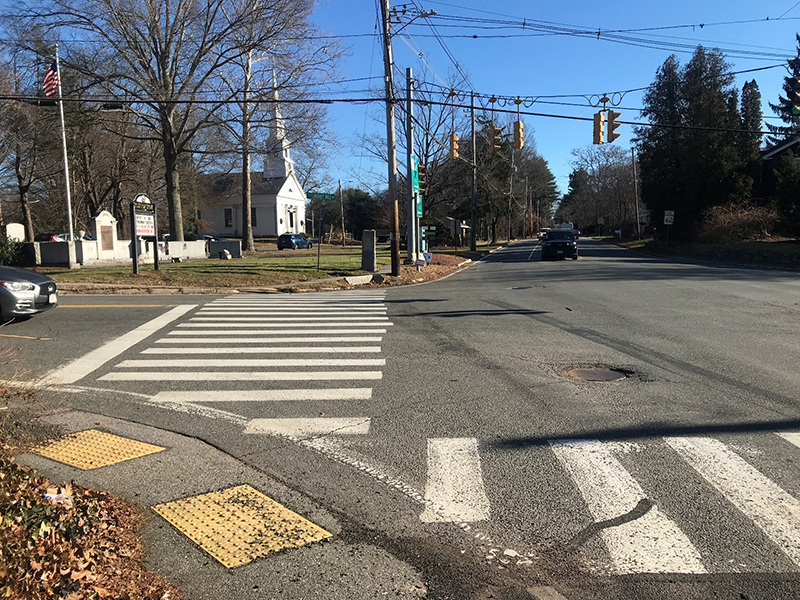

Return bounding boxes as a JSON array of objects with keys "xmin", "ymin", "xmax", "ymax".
[{"xmin": 54, "ymin": 45, "xmax": 74, "ymax": 241}]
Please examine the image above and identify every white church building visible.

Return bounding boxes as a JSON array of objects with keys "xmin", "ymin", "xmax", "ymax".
[{"xmin": 199, "ymin": 88, "xmax": 307, "ymax": 238}]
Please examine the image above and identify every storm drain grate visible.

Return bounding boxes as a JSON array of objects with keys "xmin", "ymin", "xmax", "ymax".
[
  {"xmin": 32, "ymin": 429, "xmax": 165, "ymax": 470},
  {"xmin": 565, "ymin": 367, "xmax": 627, "ymax": 382},
  {"xmin": 152, "ymin": 484, "xmax": 332, "ymax": 568}
]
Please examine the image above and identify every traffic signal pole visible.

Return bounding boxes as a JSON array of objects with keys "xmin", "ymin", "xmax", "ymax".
[{"xmin": 380, "ymin": 0, "xmax": 400, "ymax": 276}]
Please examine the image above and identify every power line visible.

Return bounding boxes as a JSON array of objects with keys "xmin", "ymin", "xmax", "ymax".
[{"xmin": 3, "ymin": 91, "xmax": 780, "ymax": 136}]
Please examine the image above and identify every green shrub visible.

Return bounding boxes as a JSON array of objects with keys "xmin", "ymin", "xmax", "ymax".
[{"xmin": 0, "ymin": 231, "xmax": 23, "ymax": 266}]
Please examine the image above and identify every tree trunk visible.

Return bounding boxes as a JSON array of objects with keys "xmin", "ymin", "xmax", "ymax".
[
  {"xmin": 161, "ymin": 110, "xmax": 184, "ymax": 241},
  {"xmin": 163, "ymin": 148, "xmax": 184, "ymax": 241},
  {"xmin": 14, "ymin": 152, "xmax": 34, "ymax": 242},
  {"xmin": 19, "ymin": 188, "xmax": 33, "ymax": 242}
]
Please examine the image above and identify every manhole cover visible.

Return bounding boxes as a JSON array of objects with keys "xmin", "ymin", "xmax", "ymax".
[{"xmin": 566, "ymin": 367, "xmax": 627, "ymax": 382}]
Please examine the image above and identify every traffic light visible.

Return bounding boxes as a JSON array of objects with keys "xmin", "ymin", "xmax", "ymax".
[
  {"xmin": 489, "ymin": 124, "xmax": 503, "ymax": 153},
  {"xmin": 418, "ymin": 163, "xmax": 427, "ymax": 194},
  {"xmin": 449, "ymin": 133, "xmax": 459, "ymax": 159},
  {"xmin": 100, "ymin": 102, "xmax": 125, "ymax": 111},
  {"xmin": 607, "ymin": 110, "xmax": 621, "ymax": 143},
  {"xmin": 789, "ymin": 78, "xmax": 800, "ymax": 115},
  {"xmin": 513, "ymin": 120, "xmax": 524, "ymax": 149},
  {"xmin": 593, "ymin": 111, "xmax": 605, "ymax": 144}
]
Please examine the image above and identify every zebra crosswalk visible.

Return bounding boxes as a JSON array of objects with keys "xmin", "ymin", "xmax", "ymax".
[
  {"xmin": 422, "ymin": 433, "xmax": 800, "ymax": 576},
  {"xmin": 89, "ymin": 290, "xmax": 390, "ymax": 436},
  {"xmin": 42, "ymin": 292, "xmax": 800, "ymax": 577}
]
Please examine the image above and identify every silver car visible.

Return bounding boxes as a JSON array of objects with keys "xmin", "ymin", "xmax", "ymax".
[{"xmin": 0, "ymin": 266, "xmax": 58, "ymax": 319}]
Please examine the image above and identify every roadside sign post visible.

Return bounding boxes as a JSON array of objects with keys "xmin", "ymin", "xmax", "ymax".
[
  {"xmin": 664, "ymin": 210, "xmax": 675, "ymax": 243},
  {"xmin": 306, "ymin": 193, "xmax": 336, "ymax": 271},
  {"xmin": 130, "ymin": 194, "xmax": 157, "ymax": 274}
]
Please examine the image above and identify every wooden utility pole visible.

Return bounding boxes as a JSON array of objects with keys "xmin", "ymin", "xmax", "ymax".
[
  {"xmin": 380, "ymin": 0, "xmax": 400, "ymax": 275},
  {"xmin": 470, "ymin": 92, "xmax": 477, "ymax": 251},
  {"xmin": 339, "ymin": 178, "xmax": 346, "ymax": 246},
  {"xmin": 632, "ymin": 147, "xmax": 642, "ymax": 240}
]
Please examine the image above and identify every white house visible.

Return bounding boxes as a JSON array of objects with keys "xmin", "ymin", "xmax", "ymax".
[{"xmin": 199, "ymin": 85, "xmax": 307, "ymax": 238}]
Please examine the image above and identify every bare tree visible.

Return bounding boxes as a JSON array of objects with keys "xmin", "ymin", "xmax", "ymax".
[
  {"xmin": 13, "ymin": 0, "xmax": 329, "ymax": 240},
  {"xmin": 214, "ymin": 14, "xmax": 341, "ymax": 250},
  {"xmin": 0, "ymin": 56, "xmax": 62, "ymax": 240}
]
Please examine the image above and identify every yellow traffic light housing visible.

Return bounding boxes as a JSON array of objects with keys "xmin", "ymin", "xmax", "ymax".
[
  {"xmin": 593, "ymin": 112, "xmax": 605, "ymax": 145},
  {"xmin": 513, "ymin": 120, "xmax": 524, "ymax": 149},
  {"xmin": 418, "ymin": 163, "xmax": 427, "ymax": 194},
  {"xmin": 489, "ymin": 124, "xmax": 503, "ymax": 154},
  {"xmin": 607, "ymin": 110, "xmax": 621, "ymax": 143},
  {"xmin": 449, "ymin": 133, "xmax": 459, "ymax": 159}
]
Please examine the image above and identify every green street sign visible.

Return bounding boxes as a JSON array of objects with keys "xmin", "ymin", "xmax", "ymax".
[
  {"xmin": 307, "ymin": 192, "xmax": 335, "ymax": 201},
  {"xmin": 411, "ymin": 155, "xmax": 420, "ymax": 195}
]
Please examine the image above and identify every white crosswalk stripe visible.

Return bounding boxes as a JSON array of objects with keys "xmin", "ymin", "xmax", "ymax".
[
  {"xmin": 550, "ymin": 439, "xmax": 706, "ymax": 574},
  {"xmin": 420, "ymin": 433, "xmax": 800, "ymax": 575},
  {"xmin": 91, "ymin": 291, "xmax": 388, "ymax": 437},
  {"xmin": 665, "ymin": 436, "xmax": 800, "ymax": 568},
  {"xmin": 541, "ymin": 434, "xmax": 800, "ymax": 574},
  {"xmin": 420, "ymin": 438, "xmax": 491, "ymax": 523}
]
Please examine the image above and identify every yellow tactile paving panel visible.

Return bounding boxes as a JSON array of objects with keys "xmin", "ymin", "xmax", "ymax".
[
  {"xmin": 32, "ymin": 429, "xmax": 165, "ymax": 470},
  {"xmin": 152, "ymin": 484, "xmax": 332, "ymax": 568}
]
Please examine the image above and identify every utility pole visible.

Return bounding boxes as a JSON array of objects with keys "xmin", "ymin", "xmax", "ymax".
[
  {"xmin": 524, "ymin": 176, "xmax": 529, "ymax": 238},
  {"xmin": 470, "ymin": 92, "xmax": 477, "ymax": 251},
  {"xmin": 406, "ymin": 68, "xmax": 417, "ymax": 263},
  {"xmin": 339, "ymin": 178, "xmax": 346, "ymax": 246},
  {"xmin": 380, "ymin": 0, "xmax": 400, "ymax": 276},
  {"xmin": 507, "ymin": 150, "xmax": 515, "ymax": 242},
  {"xmin": 632, "ymin": 147, "xmax": 641, "ymax": 240}
]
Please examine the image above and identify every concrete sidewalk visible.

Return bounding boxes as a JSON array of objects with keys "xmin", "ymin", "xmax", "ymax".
[{"xmin": 18, "ymin": 409, "xmax": 428, "ymax": 599}]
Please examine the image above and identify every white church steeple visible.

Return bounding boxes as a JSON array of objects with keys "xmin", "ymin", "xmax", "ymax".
[{"xmin": 263, "ymin": 73, "xmax": 295, "ymax": 180}]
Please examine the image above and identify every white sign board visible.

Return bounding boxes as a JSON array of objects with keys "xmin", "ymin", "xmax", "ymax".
[
  {"xmin": 135, "ymin": 213, "xmax": 155, "ymax": 236},
  {"xmin": 597, "ymin": 216, "xmax": 604, "ymax": 225},
  {"xmin": 664, "ymin": 210, "xmax": 675, "ymax": 225}
]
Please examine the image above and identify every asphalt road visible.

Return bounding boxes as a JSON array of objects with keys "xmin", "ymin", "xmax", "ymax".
[{"xmin": 4, "ymin": 238, "xmax": 800, "ymax": 600}]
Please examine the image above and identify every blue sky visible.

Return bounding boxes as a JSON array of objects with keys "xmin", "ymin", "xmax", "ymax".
[{"xmin": 310, "ymin": 0, "xmax": 800, "ymax": 196}]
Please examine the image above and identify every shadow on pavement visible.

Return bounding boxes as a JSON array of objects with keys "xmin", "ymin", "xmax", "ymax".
[{"xmin": 489, "ymin": 417, "xmax": 800, "ymax": 449}]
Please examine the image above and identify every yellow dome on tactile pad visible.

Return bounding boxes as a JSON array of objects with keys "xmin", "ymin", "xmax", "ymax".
[{"xmin": 32, "ymin": 429, "xmax": 165, "ymax": 470}]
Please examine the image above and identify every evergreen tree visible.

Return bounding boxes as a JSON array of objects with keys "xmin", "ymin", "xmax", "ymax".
[
  {"xmin": 767, "ymin": 35, "xmax": 800, "ymax": 144},
  {"xmin": 740, "ymin": 80, "xmax": 763, "ymax": 197},
  {"xmin": 635, "ymin": 46, "xmax": 749, "ymax": 239}
]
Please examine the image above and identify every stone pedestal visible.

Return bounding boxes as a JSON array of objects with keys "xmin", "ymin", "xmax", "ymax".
[{"xmin": 361, "ymin": 229, "xmax": 377, "ymax": 272}]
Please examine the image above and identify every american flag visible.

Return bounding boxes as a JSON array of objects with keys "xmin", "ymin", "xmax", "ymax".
[{"xmin": 42, "ymin": 61, "xmax": 58, "ymax": 98}]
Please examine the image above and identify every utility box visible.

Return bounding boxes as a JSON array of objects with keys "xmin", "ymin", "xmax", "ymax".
[{"xmin": 362, "ymin": 229, "xmax": 377, "ymax": 272}]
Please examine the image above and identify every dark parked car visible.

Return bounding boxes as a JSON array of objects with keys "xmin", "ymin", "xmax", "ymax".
[
  {"xmin": 277, "ymin": 233, "xmax": 312, "ymax": 250},
  {"xmin": 541, "ymin": 229, "xmax": 578, "ymax": 260},
  {"xmin": 0, "ymin": 266, "xmax": 58, "ymax": 319}
]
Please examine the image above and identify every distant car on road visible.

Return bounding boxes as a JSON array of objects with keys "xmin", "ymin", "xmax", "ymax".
[
  {"xmin": 277, "ymin": 233, "xmax": 313, "ymax": 250},
  {"xmin": 34, "ymin": 233, "xmax": 70, "ymax": 242},
  {"xmin": 537, "ymin": 228, "xmax": 550, "ymax": 241},
  {"xmin": 572, "ymin": 229, "xmax": 581, "ymax": 237},
  {"xmin": 0, "ymin": 266, "xmax": 58, "ymax": 319},
  {"xmin": 541, "ymin": 229, "xmax": 578, "ymax": 261}
]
